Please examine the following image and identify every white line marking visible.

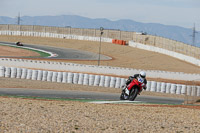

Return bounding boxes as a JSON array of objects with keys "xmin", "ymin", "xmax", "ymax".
[{"xmin": 89, "ymin": 101, "xmax": 144, "ymax": 104}]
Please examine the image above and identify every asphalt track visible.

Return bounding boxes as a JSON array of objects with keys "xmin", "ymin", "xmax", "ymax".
[
  {"xmin": 0, "ymin": 42, "xmax": 112, "ymax": 60},
  {"xmin": 0, "ymin": 88, "xmax": 184, "ymax": 104}
]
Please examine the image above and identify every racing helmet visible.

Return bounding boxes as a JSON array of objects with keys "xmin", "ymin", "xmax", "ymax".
[{"xmin": 139, "ymin": 71, "xmax": 146, "ymax": 78}]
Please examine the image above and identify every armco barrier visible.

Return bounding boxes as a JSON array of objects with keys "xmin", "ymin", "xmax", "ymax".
[
  {"xmin": 0, "ymin": 65, "xmax": 199, "ymax": 97},
  {"xmin": 129, "ymin": 41, "xmax": 200, "ymax": 67}
]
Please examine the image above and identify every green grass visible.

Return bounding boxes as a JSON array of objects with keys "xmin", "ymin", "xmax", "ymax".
[
  {"xmin": 0, "ymin": 94, "xmax": 98, "ymax": 102},
  {"xmin": 0, "ymin": 43, "xmax": 51, "ymax": 57}
]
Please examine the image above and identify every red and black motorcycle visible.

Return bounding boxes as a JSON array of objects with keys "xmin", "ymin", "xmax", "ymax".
[{"xmin": 120, "ymin": 78, "xmax": 145, "ymax": 101}]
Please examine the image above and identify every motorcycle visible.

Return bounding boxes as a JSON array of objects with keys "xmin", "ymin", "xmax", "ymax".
[
  {"xmin": 120, "ymin": 78, "xmax": 145, "ymax": 101},
  {"xmin": 16, "ymin": 41, "xmax": 23, "ymax": 46}
]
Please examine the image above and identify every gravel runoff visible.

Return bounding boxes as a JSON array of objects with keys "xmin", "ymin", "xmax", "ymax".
[{"xmin": 0, "ymin": 97, "xmax": 199, "ymax": 133}]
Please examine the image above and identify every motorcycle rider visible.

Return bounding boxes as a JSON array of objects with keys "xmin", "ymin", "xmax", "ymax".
[{"xmin": 124, "ymin": 71, "xmax": 147, "ymax": 96}]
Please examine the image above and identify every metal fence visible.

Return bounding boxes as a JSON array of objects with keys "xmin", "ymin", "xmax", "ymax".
[{"xmin": 0, "ymin": 24, "xmax": 200, "ymax": 59}]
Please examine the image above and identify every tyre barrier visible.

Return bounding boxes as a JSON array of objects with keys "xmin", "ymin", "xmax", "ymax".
[
  {"xmin": 150, "ymin": 81, "xmax": 157, "ymax": 92},
  {"xmin": 11, "ymin": 67, "xmax": 17, "ymax": 78},
  {"xmin": 170, "ymin": 84, "xmax": 176, "ymax": 94},
  {"xmin": 99, "ymin": 75, "xmax": 105, "ymax": 87},
  {"xmin": 42, "ymin": 71, "xmax": 48, "ymax": 81},
  {"xmin": 120, "ymin": 78, "xmax": 126, "ymax": 88},
  {"xmin": 26, "ymin": 69, "xmax": 32, "ymax": 80},
  {"xmin": 83, "ymin": 74, "xmax": 89, "ymax": 85},
  {"xmin": 0, "ymin": 66, "xmax": 200, "ymax": 96},
  {"xmin": 89, "ymin": 74, "xmax": 95, "ymax": 86},
  {"xmin": 67, "ymin": 72, "xmax": 73, "ymax": 84},
  {"xmin": 197, "ymin": 86, "xmax": 200, "ymax": 97},
  {"xmin": 161, "ymin": 82, "xmax": 166, "ymax": 93},
  {"xmin": 73, "ymin": 73, "xmax": 79, "ymax": 84},
  {"xmin": 52, "ymin": 72, "xmax": 58, "ymax": 82},
  {"xmin": 78, "ymin": 73, "xmax": 84, "ymax": 85},
  {"xmin": 0, "ymin": 66, "xmax": 5, "ymax": 77},
  {"xmin": 37, "ymin": 70, "xmax": 43, "ymax": 81},
  {"xmin": 47, "ymin": 71, "xmax": 53, "ymax": 82},
  {"xmin": 156, "ymin": 82, "xmax": 161, "ymax": 93},
  {"xmin": 166, "ymin": 83, "xmax": 171, "ymax": 93},
  {"xmin": 62, "ymin": 72, "xmax": 68, "ymax": 83},
  {"xmin": 57, "ymin": 72, "xmax": 63, "ymax": 83},
  {"xmin": 146, "ymin": 81, "xmax": 151, "ymax": 91},
  {"xmin": 21, "ymin": 68, "xmax": 27, "ymax": 79},
  {"xmin": 16, "ymin": 68, "xmax": 22, "ymax": 78},
  {"xmin": 94, "ymin": 75, "xmax": 100, "ymax": 86},
  {"xmin": 115, "ymin": 77, "xmax": 121, "ymax": 88}
]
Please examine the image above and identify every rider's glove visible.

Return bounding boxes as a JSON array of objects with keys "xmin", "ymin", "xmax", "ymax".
[{"xmin": 142, "ymin": 84, "xmax": 147, "ymax": 90}]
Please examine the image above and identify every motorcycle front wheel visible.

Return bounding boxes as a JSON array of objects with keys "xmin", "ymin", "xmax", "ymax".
[
  {"xmin": 120, "ymin": 90, "xmax": 125, "ymax": 100},
  {"xmin": 129, "ymin": 88, "xmax": 139, "ymax": 101}
]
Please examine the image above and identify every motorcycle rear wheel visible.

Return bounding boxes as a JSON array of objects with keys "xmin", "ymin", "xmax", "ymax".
[{"xmin": 129, "ymin": 88, "xmax": 139, "ymax": 101}]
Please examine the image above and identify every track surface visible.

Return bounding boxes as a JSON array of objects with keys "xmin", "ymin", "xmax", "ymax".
[
  {"xmin": 0, "ymin": 42, "xmax": 111, "ymax": 60},
  {"xmin": 0, "ymin": 88, "xmax": 184, "ymax": 104}
]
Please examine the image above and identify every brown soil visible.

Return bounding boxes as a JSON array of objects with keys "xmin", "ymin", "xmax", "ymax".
[{"xmin": 0, "ymin": 45, "xmax": 40, "ymax": 57}]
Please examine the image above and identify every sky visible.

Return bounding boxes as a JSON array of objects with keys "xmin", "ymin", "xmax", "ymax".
[{"xmin": 0, "ymin": 0, "xmax": 200, "ymax": 30}]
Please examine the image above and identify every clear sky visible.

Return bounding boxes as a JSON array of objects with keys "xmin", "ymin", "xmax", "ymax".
[{"xmin": 0, "ymin": 0, "xmax": 200, "ymax": 30}]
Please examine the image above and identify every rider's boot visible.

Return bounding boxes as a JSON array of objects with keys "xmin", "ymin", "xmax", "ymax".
[{"xmin": 124, "ymin": 88, "xmax": 129, "ymax": 99}]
